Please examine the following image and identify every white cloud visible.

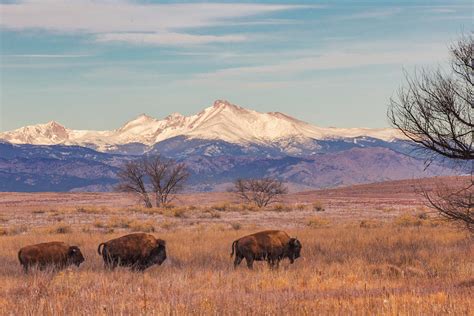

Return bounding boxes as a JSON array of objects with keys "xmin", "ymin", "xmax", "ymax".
[
  {"xmin": 95, "ymin": 32, "xmax": 247, "ymax": 46},
  {"xmin": 0, "ymin": 0, "xmax": 311, "ymax": 45}
]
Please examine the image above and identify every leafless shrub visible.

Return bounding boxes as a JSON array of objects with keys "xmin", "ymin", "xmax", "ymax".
[{"xmin": 233, "ymin": 177, "xmax": 288, "ymax": 208}]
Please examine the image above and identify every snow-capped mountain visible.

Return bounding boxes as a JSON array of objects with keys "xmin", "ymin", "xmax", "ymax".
[
  {"xmin": 1, "ymin": 100, "xmax": 459, "ymax": 192},
  {"xmin": 0, "ymin": 100, "xmax": 402, "ymax": 153}
]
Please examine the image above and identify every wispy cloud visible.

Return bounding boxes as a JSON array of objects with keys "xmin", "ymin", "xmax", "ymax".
[
  {"xmin": 2, "ymin": 54, "xmax": 91, "ymax": 58},
  {"xmin": 341, "ymin": 8, "xmax": 403, "ymax": 20},
  {"xmin": 186, "ymin": 42, "xmax": 449, "ymax": 83},
  {"xmin": 0, "ymin": 0, "xmax": 311, "ymax": 45},
  {"xmin": 95, "ymin": 32, "xmax": 247, "ymax": 46}
]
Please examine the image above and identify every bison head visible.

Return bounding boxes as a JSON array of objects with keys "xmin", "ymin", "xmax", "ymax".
[
  {"xmin": 68, "ymin": 246, "xmax": 85, "ymax": 267},
  {"xmin": 287, "ymin": 238, "xmax": 302, "ymax": 264},
  {"xmin": 148, "ymin": 239, "xmax": 167, "ymax": 266}
]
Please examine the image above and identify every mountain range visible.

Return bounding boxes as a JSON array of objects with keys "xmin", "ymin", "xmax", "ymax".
[
  {"xmin": 0, "ymin": 100, "xmax": 456, "ymax": 192},
  {"xmin": 0, "ymin": 100, "xmax": 401, "ymax": 154}
]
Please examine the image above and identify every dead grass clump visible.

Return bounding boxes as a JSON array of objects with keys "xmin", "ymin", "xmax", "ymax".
[
  {"xmin": 109, "ymin": 216, "xmax": 133, "ymax": 229},
  {"xmin": 370, "ymin": 264, "xmax": 426, "ymax": 278},
  {"xmin": 294, "ymin": 203, "xmax": 308, "ymax": 211},
  {"xmin": 76, "ymin": 206, "xmax": 98, "ymax": 214},
  {"xmin": 0, "ymin": 225, "xmax": 28, "ymax": 236},
  {"xmin": 404, "ymin": 266, "xmax": 426, "ymax": 277},
  {"xmin": 312, "ymin": 201, "xmax": 325, "ymax": 212},
  {"xmin": 416, "ymin": 212, "xmax": 429, "ymax": 220},
  {"xmin": 93, "ymin": 220, "xmax": 106, "ymax": 228},
  {"xmin": 381, "ymin": 206, "xmax": 397, "ymax": 213},
  {"xmin": 268, "ymin": 204, "xmax": 292, "ymax": 212},
  {"xmin": 245, "ymin": 204, "xmax": 260, "ymax": 212},
  {"xmin": 370, "ymin": 264, "xmax": 404, "ymax": 278},
  {"xmin": 94, "ymin": 216, "xmax": 132, "ymax": 229},
  {"xmin": 394, "ymin": 214, "xmax": 423, "ymax": 227},
  {"xmin": 129, "ymin": 219, "xmax": 155, "ymax": 232},
  {"xmin": 211, "ymin": 202, "xmax": 232, "ymax": 212},
  {"xmin": 163, "ymin": 203, "xmax": 177, "ymax": 209},
  {"xmin": 307, "ymin": 216, "xmax": 330, "ymax": 228},
  {"xmin": 231, "ymin": 222, "xmax": 242, "ymax": 230},
  {"xmin": 160, "ymin": 207, "xmax": 188, "ymax": 218},
  {"xmin": 45, "ymin": 222, "xmax": 73, "ymax": 234},
  {"xmin": 359, "ymin": 219, "xmax": 382, "ymax": 228},
  {"xmin": 207, "ymin": 210, "xmax": 221, "ymax": 219},
  {"xmin": 94, "ymin": 217, "xmax": 157, "ymax": 232},
  {"xmin": 172, "ymin": 207, "xmax": 188, "ymax": 218},
  {"xmin": 160, "ymin": 220, "xmax": 175, "ymax": 230}
]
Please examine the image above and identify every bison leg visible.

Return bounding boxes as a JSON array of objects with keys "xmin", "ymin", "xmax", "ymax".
[
  {"xmin": 245, "ymin": 256, "xmax": 254, "ymax": 270},
  {"xmin": 233, "ymin": 255, "xmax": 243, "ymax": 269},
  {"xmin": 104, "ymin": 257, "xmax": 117, "ymax": 270},
  {"xmin": 267, "ymin": 258, "xmax": 278, "ymax": 270}
]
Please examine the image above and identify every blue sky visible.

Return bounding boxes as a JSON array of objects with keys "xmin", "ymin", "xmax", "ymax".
[{"xmin": 0, "ymin": 0, "xmax": 471, "ymax": 131}]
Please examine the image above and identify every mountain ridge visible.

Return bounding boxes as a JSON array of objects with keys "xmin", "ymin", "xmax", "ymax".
[{"xmin": 0, "ymin": 100, "xmax": 402, "ymax": 154}]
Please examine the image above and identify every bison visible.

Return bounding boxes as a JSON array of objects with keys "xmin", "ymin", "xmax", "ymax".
[
  {"xmin": 230, "ymin": 230, "xmax": 302, "ymax": 269},
  {"xmin": 97, "ymin": 233, "xmax": 166, "ymax": 271},
  {"xmin": 18, "ymin": 242, "xmax": 85, "ymax": 273}
]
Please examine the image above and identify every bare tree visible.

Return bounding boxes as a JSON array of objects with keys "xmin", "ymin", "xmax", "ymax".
[
  {"xmin": 234, "ymin": 178, "xmax": 288, "ymax": 208},
  {"xmin": 388, "ymin": 35, "xmax": 473, "ymax": 162},
  {"xmin": 422, "ymin": 181, "xmax": 473, "ymax": 232},
  {"xmin": 388, "ymin": 34, "xmax": 473, "ymax": 231},
  {"xmin": 145, "ymin": 155, "xmax": 189, "ymax": 206},
  {"xmin": 116, "ymin": 160, "xmax": 153, "ymax": 208},
  {"xmin": 116, "ymin": 155, "xmax": 189, "ymax": 208}
]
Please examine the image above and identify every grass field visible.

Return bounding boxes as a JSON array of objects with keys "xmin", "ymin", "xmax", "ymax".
[
  {"xmin": 0, "ymin": 178, "xmax": 472, "ymax": 314},
  {"xmin": 0, "ymin": 225, "xmax": 472, "ymax": 315}
]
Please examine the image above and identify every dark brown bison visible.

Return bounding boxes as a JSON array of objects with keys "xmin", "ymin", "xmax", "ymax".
[
  {"xmin": 230, "ymin": 230, "xmax": 302, "ymax": 269},
  {"xmin": 97, "ymin": 233, "xmax": 166, "ymax": 271},
  {"xmin": 18, "ymin": 242, "xmax": 85, "ymax": 273}
]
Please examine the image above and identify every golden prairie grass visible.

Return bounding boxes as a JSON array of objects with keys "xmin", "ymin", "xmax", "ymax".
[
  {"xmin": 0, "ymin": 224, "xmax": 472, "ymax": 314},
  {"xmin": 306, "ymin": 216, "xmax": 331, "ymax": 228},
  {"xmin": 93, "ymin": 217, "xmax": 156, "ymax": 232}
]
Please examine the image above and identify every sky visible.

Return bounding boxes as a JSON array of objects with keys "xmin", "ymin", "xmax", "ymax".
[{"xmin": 0, "ymin": 0, "xmax": 471, "ymax": 132}]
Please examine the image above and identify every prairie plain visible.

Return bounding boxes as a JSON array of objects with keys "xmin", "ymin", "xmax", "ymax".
[{"xmin": 0, "ymin": 177, "xmax": 472, "ymax": 315}]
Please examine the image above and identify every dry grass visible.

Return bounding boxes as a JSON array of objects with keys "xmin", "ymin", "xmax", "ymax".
[
  {"xmin": 306, "ymin": 216, "xmax": 331, "ymax": 228},
  {"xmin": 0, "ymin": 181, "xmax": 472, "ymax": 314},
  {"xmin": 0, "ymin": 225, "xmax": 472, "ymax": 314}
]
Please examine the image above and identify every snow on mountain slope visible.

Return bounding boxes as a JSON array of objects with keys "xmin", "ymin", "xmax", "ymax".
[{"xmin": 0, "ymin": 100, "xmax": 402, "ymax": 151}]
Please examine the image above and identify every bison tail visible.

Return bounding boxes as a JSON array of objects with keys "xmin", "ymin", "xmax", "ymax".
[
  {"xmin": 18, "ymin": 249, "xmax": 23, "ymax": 265},
  {"xmin": 97, "ymin": 243, "xmax": 105, "ymax": 255},
  {"xmin": 230, "ymin": 240, "xmax": 237, "ymax": 258}
]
